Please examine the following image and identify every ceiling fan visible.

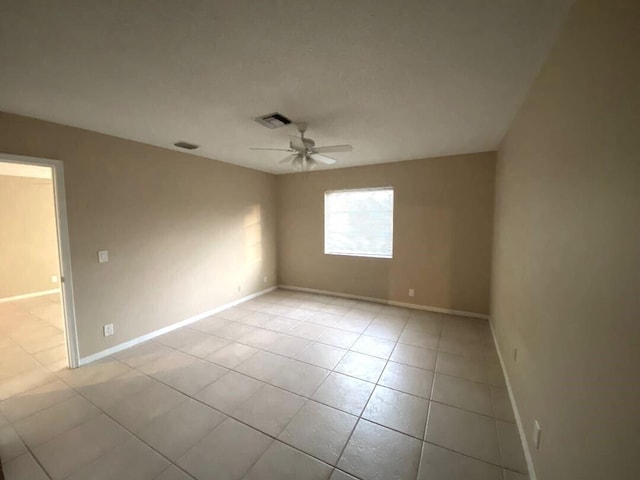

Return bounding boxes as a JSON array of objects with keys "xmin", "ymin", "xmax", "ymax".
[{"xmin": 249, "ymin": 123, "xmax": 353, "ymax": 170}]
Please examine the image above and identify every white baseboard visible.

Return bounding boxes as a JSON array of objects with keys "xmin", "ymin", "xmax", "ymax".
[
  {"xmin": 78, "ymin": 286, "xmax": 277, "ymax": 366},
  {"xmin": 489, "ymin": 321, "xmax": 537, "ymax": 480},
  {"xmin": 278, "ymin": 284, "xmax": 489, "ymax": 320},
  {"xmin": 0, "ymin": 289, "xmax": 60, "ymax": 304}
]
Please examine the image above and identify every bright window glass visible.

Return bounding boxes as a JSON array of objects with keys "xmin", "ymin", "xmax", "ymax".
[{"xmin": 324, "ymin": 187, "xmax": 394, "ymax": 258}]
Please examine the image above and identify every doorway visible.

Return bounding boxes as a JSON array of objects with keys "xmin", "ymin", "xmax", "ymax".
[{"xmin": 0, "ymin": 154, "xmax": 78, "ymax": 372}]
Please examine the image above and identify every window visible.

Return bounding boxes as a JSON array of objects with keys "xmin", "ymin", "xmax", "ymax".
[{"xmin": 324, "ymin": 187, "xmax": 394, "ymax": 258}]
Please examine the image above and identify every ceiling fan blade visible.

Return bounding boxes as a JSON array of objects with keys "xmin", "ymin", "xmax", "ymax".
[
  {"xmin": 288, "ymin": 136, "xmax": 305, "ymax": 150},
  {"xmin": 312, "ymin": 144, "xmax": 353, "ymax": 154},
  {"xmin": 279, "ymin": 153, "xmax": 299, "ymax": 164},
  {"xmin": 249, "ymin": 147, "xmax": 294, "ymax": 152},
  {"xmin": 310, "ymin": 153, "xmax": 337, "ymax": 165}
]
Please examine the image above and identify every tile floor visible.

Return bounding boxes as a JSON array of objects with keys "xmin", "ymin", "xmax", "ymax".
[{"xmin": 0, "ymin": 289, "xmax": 528, "ymax": 480}]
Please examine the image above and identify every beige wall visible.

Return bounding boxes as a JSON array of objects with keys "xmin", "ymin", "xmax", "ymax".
[
  {"xmin": 491, "ymin": 1, "xmax": 640, "ymax": 479},
  {"xmin": 277, "ymin": 153, "xmax": 496, "ymax": 315},
  {"xmin": 0, "ymin": 175, "xmax": 59, "ymax": 298},
  {"xmin": 0, "ymin": 112, "xmax": 277, "ymax": 358}
]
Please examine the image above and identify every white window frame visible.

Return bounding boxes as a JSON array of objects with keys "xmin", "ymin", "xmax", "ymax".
[{"xmin": 324, "ymin": 186, "xmax": 394, "ymax": 259}]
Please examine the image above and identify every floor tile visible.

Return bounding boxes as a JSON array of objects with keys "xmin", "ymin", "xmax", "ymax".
[
  {"xmin": 364, "ymin": 318, "xmax": 405, "ymax": 341},
  {"xmin": 270, "ymin": 359, "xmax": 329, "ymax": 397},
  {"xmin": 244, "ymin": 440, "xmax": 333, "ymax": 480},
  {"xmin": 216, "ymin": 308, "xmax": 250, "ymax": 322},
  {"xmin": 65, "ymin": 436, "xmax": 169, "ymax": 480},
  {"xmin": 432, "ymin": 373, "xmax": 493, "ymax": 416},
  {"xmin": 33, "ymin": 344, "xmax": 67, "ymax": 365},
  {"xmin": 75, "ymin": 368, "xmax": 153, "ymax": 410},
  {"xmin": 151, "ymin": 357, "xmax": 228, "ymax": 396},
  {"xmin": 115, "ymin": 342, "xmax": 174, "ymax": 371},
  {"xmin": 236, "ymin": 350, "xmax": 290, "ymax": 382},
  {"xmin": 486, "ymin": 362, "xmax": 506, "ymax": 387},
  {"xmin": 178, "ymin": 418, "xmax": 271, "ymax": 480},
  {"xmin": 263, "ymin": 316, "xmax": 299, "ymax": 333},
  {"xmin": 233, "ymin": 383, "xmax": 305, "ymax": 436},
  {"xmin": 179, "ymin": 334, "xmax": 229, "ymax": 359},
  {"xmin": 156, "ymin": 328, "xmax": 207, "ymax": 350},
  {"xmin": 496, "ymin": 421, "xmax": 528, "ymax": 473},
  {"xmin": 215, "ymin": 322, "xmax": 257, "ymax": 341},
  {"xmin": 378, "ymin": 361, "xmax": 434, "ymax": 398},
  {"xmin": 137, "ymin": 349, "xmax": 196, "ymax": 378},
  {"xmin": 350, "ymin": 335, "xmax": 395, "ymax": 359},
  {"xmin": 137, "ymin": 398, "xmax": 226, "ymax": 460},
  {"xmin": 334, "ymin": 352, "xmax": 386, "ymax": 383},
  {"xmin": 0, "ymin": 379, "xmax": 75, "ymax": 422},
  {"xmin": 14, "ymin": 394, "xmax": 100, "ymax": 447},
  {"xmin": 317, "ymin": 328, "xmax": 360, "ymax": 349},
  {"xmin": 241, "ymin": 311, "xmax": 276, "ymax": 328},
  {"xmin": 190, "ymin": 316, "xmax": 230, "ymax": 335},
  {"xmin": 503, "ymin": 469, "xmax": 530, "ymax": 480},
  {"xmin": 0, "ymin": 367, "xmax": 57, "ymax": 401},
  {"xmin": 390, "ymin": 344, "xmax": 437, "ymax": 370},
  {"xmin": 59, "ymin": 358, "xmax": 133, "ymax": 390},
  {"xmin": 0, "ymin": 291, "xmax": 522, "ymax": 480},
  {"xmin": 0, "ymin": 424, "xmax": 27, "ymax": 463},
  {"xmin": 338, "ymin": 419, "xmax": 422, "ymax": 480},
  {"xmin": 195, "ymin": 371, "xmax": 264, "ymax": 414},
  {"xmin": 398, "ymin": 330, "xmax": 440, "ymax": 350},
  {"xmin": 32, "ymin": 414, "xmax": 132, "ymax": 480},
  {"xmin": 418, "ymin": 442, "xmax": 502, "ymax": 480},
  {"xmin": 329, "ymin": 470, "xmax": 358, "ymax": 480},
  {"xmin": 491, "ymin": 387, "xmax": 516, "ymax": 423},
  {"xmin": 439, "ymin": 336, "xmax": 492, "ymax": 358},
  {"xmin": 153, "ymin": 465, "xmax": 194, "ymax": 480},
  {"xmin": 106, "ymin": 379, "xmax": 186, "ymax": 431},
  {"xmin": 279, "ymin": 400, "xmax": 357, "ymax": 465},
  {"xmin": 205, "ymin": 342, "xmax": 257, "ymax": 368},
  {"xmin": 1, "ymin": 453, "xmax": 49, "ymax": 480},
  {"xmin": 296, "ymin": 342, "xmax": 347, "ymax": 369},
  {"xmin": 426, "ymin": 402, "xmax": 501, "ymax": 465},
  {"xmin": 362, "ymin": 385, "xmax": 429, "ymax": 438},
  {"xmin": 312, "ymin": 372, "xmax": 375, "ymax": 416},
  {"xmin": 266, "ymin": 335, "xmax": 312, "ymax": 357},
  {"xmin": 237, "ymin": 328, "xmax": 283, "ymax": 349},
  {"xmin": 289, "ymin": 322, "xmax": 327, "ymax": 341},
  {"xmin": 435, "ymin": 352, "xmax": 488, "ymax": 383}
]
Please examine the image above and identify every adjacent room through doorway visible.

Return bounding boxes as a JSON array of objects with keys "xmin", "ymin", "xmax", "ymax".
[{"xmin": 0, "ymin": 161, "xmax": 68, "ymax": 377}]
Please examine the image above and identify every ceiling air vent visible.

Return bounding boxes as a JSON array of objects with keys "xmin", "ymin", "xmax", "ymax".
[
  {"xmin": 254, "ymin": 112, "xmax": 292, "ymax": 129},
  {"xmin": 174, "ymin": 141, "xmax": 199, "ymax": 150}
]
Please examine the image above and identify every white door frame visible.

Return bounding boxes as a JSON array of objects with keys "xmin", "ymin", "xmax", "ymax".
[{"xmin": 0, "ymin": 153, "xmax": 80, "ymax": 368}]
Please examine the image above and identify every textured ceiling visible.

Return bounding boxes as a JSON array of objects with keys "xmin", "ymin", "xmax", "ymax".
[{"xmin": 0, "ymin": 0, "xmax": 572, "ymax": 173}]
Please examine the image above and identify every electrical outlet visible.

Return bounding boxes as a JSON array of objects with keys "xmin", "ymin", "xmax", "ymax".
[
  {"xmin": 103, "ymin": 323, "xmax": 114, "ymax": 336},
  {"xmin": 263, "ymin": 276, "xmax": 268, "ymax": 283},
  {"xmin": 533, "ymin": 420, "xmax": 542, "ymax": 449},
  {"xmin": 237, "ymin": 285, "xmax": 241, "ymax": 293},
  {"xmin": 408, "ymin": 288, "xmax": 415, "ymax": 297},
  {"xmin": 513, "ymin": 348, "xmax": 519, "ymax": 362},
  {"xmin": 51, "ymin": 275, "xmax": 59, "ymax": 283},
  {"xmin": 98, "ymin": 250, "xmax": 109, "ymax": 263}
]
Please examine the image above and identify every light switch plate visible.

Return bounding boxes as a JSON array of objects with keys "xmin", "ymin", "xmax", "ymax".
[
  {"xmin": 533, "ymin": 420, "xmax": 541, "ymax": 449},
  {"xmin": 98, "ymin": 250, "xmax": 109, "ymax": 263}
]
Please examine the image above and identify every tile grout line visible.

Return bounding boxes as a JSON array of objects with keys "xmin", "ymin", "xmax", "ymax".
[{"xmin": 330, "ymin": 312, "xmax": 410, "ymax": 479}]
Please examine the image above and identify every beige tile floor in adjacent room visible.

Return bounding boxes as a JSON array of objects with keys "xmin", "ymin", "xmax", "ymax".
[{"xmin": 0, "ymin": 289, "xmax": 529, "ymax": 480}]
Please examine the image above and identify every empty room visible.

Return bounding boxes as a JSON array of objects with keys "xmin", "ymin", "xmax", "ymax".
[{"xmin": 0, "ymin": 1, "xmax": 637, "ymax": 480}]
